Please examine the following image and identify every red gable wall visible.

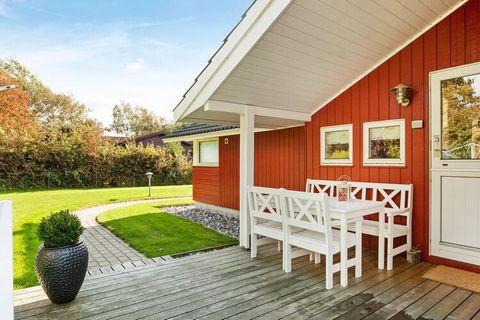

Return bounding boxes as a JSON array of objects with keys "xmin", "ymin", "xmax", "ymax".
[{"xmin": 192, "ymin": 0, "xmax": 480, "ymax": 271}]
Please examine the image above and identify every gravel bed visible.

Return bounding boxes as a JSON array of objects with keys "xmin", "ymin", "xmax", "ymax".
[{"xmin": 163, "ymin": 205, "xmax": 239, "ymax": 238}]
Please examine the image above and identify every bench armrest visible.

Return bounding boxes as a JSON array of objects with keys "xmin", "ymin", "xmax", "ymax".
[{"xmin": 386, "ymin": 208, "xmax": 410, "ymax": 218}]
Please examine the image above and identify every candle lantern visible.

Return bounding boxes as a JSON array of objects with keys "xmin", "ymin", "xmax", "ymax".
[{"xmin": 336, "ymin": 175, "xmax": 352, "ymax": 202}]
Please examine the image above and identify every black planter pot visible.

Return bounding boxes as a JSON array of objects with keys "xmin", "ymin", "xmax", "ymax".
[{"xmin": 35, "ymin": 241, "xmax": 89, "ymax": 304}]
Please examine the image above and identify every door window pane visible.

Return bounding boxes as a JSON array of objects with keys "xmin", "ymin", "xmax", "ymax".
[
  {"xmin": 441, "ymin": 73, "xmax": 480, "ymax": 160},
  {"xmin": 199, "ymin": 140, "xmax": 219, "ymax": 164}
]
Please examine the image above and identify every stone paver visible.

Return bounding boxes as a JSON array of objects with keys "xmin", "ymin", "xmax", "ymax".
[{"xmin": 73, "ymin": 197, "xmax": 190, "ymax": 275}]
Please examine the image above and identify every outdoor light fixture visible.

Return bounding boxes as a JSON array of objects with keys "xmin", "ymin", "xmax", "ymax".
[
  {"xmin": 390, "ymin": 84, "xmax": 412, "ymax": 107},
  {"xmin": 146, "ymin": 172, "xmax": 153, "ymax": 197},
  {"xmin": 0, "ymin": 84, "xmax": 16, "ymax": 92}
]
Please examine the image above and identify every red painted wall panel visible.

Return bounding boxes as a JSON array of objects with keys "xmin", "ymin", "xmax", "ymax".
[
  {"xmin": 193, "ymin": 0, "xmax": 480, "ymax": 272},
  {"xmin": 305, "ymin": 0, "xmax": 480, "ymax": 272},
  {"xmin": 193, "ymin": 126, "xmax": 306, "ymax": 210},
  {"xmin": 192, "ymin": 166, "xmax": 221, "ymax": 206}
]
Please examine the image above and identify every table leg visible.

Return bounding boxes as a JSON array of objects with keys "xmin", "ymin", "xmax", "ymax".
[
  {"xmin": 378, "ymin": 208, "xmax": 385, "ymax": 270},
  {"xmin": 340, "ymin": 217, "xmax": 348, "ymax": 287},
  {"xmin": 355, "ymin": 219, "xmax": 362, "ymax": 277}
]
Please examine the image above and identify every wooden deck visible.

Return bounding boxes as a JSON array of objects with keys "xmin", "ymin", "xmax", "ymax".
[{"xmin": 14, "ymin": 244, "xmax": 480, "ymax": 320}]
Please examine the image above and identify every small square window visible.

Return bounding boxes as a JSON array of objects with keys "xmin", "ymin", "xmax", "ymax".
[
  {"xmin": 320, "ymin": 124, "xmax": 353, "ymax": 166},
  {"xmin": 363, "ymin": 119, "xmax": 405, "ymax": 166},
  {"xmin": 198, "ymin": 139, "xmax": 219, "ymax": 165}
]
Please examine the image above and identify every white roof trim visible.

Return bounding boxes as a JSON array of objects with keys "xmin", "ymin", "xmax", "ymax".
[
  {"xmin": 174, "ymin": 0, "xmax": 467, "ymax": 124},
  {"xmin": 204, "ymin": 100, "xmax": 311, "ymax": 122},
  {"xmin": 173, "ymin": 0, "xmax": 293, "ymax": 121},
  {"xmin": 162, "ymin": 128, "xmax": 240, "ymax": 143}
]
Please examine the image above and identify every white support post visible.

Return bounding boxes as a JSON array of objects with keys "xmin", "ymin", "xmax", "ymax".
[
  {"xmin": 0, "ymin": 201, "xmax": 13, "ymax": 320},
  {"xmin": 239, "ymin": 108, "xmax": 254, "ymax": 248}
]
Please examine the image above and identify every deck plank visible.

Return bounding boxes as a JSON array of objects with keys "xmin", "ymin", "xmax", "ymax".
[
  {"xmin": 169, "ymin": 253, "xmax": 380, "ymax": 320},
  {"xmin": 322, "ymin": 264, "xmax": 434, "ymax": 320},
  {"xmin": 446, "ymin": 293, "xmax": 480, "ymax": 320},
  {"xmin": 420, "ymin": 288, "xmax": 472, "ymax": 320},
  {"xmin": 15, "ymin": 246, "xmax": 280, "ymax": 319},
  {"xmin": 389, "ymin": 284, "xmax": 455, "ymax": 319},
  {"xmin": 12, "ymin": 245, "xmax": 480, "ymax": 320}
]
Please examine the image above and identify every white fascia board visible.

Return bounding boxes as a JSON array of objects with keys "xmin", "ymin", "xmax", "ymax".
[
  {"xmin": 162, "ymin": 129, "xmax": 240, "ymax": 143},
  {"xmin": 162, "ymin": 126, "xmax": 273, "ymax": 143},
  {"xmin": 173, "ymin": 0, "xmax": 292, "ymax": 121},
  {"xmin": 205, "ymin": 100, "xmax": 311, "ymax": 122}
]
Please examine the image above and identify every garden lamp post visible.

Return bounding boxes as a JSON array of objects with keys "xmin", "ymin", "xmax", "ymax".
[
  {"xmin": 146, "ymin": 172, "xmax": 153, "ymax": 197},
  {"xmin": 0, "ymin": 84, "xmax": 16, "ymax": 92}
]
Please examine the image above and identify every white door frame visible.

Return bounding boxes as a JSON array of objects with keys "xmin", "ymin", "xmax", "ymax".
[{"xmin": 429, "ymin": 62, "xmax": 480, "ymax": 265}]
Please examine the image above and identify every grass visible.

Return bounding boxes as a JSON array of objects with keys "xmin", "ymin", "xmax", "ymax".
[
  {"xmin": 0, "ymin": 185, "xmax": 192, "ymax": 289},
  {"xmin": 97, "ymin": 201, "xmax": 238, "ymax": 258}
]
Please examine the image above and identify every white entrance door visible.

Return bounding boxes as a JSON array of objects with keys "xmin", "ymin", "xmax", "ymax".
[{"xmin": 430, "ymin": 62, "xmax": 480, "ymax": 265}]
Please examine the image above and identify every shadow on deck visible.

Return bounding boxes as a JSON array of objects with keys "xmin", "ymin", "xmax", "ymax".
[{"xmin": 13, "ymin": 244, "xmax": 480, "ymax": 319}]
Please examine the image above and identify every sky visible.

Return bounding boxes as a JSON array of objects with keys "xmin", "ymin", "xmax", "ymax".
[{"xmin": 0, "ymin": 0, "xmax": 252, "ymax": 126}]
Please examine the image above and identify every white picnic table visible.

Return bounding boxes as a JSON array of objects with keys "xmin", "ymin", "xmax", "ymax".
[{"xmin": 328, "ymin": 197, "xmax": 386, "ymax": 287}]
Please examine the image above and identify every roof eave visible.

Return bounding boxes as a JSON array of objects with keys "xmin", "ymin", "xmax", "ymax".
[{"xmin": 173, "ymin": 0, "xmax": 293, "ymax": 122}]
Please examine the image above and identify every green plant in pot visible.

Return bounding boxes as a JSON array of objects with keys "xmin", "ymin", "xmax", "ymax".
[{"xmin": 35, "ymin": 210, "xmax": 88, "ymax": 304}]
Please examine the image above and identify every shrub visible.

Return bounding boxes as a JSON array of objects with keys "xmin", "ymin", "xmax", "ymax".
[{"xmin": 37, "ymin": 210, "xmax": 84, "ymax": 248}]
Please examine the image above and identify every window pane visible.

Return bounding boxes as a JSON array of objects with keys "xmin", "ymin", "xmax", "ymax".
[
  {"xmin": 325, "ymin": 130, "xmax": 349, "ymax": 159},
  {"xmin": 441, "ymin": 73, "xmax": 480, "ymax": 160},
  {"xmin": 199, "ymin": 140, "xmax": 219, "ymax": 164},
  {"xmin": 369, "ymin": 125, "xmax": 401, "ymax": 159}
]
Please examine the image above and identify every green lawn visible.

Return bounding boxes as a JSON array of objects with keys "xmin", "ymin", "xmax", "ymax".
[
  {"xmin": 0, "ymin": 185, "xmax": 192, "ymax": 289},
  {"xmin": 97, "ymin": 201, "xmax": 238, "ymax": 258}
]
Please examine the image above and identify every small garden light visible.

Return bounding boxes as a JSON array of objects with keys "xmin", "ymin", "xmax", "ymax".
[{"xmin": 146, "ymin": 172, "xmax": 153, "ymax": 197}]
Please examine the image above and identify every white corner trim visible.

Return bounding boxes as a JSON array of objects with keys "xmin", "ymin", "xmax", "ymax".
[
  {"xmin": 205, "ymin": 100, "xmax": 311, "ymax": 122},
  {"xmin": 310, "ymin": 0, "xmax": 468, "ymax": 117},
  {"xmin": 174, "ymin": 0, "xmax": 293, "ymax": 121},
  {"xmin": 0, "ymin": 201, "xmax": 13, "ymax": 320}
]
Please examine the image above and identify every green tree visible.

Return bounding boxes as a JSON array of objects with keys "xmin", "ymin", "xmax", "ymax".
[
  {"xmin": 110, "ymin": 101, "xmax": 167, "ymax": 137},
  {"xmin": 441, "ymin": 76, "xmax": 480, "ymax": 159},
  {"xmin": 0, "ymin": 59, "xmax": 88, "ymax": 128}
]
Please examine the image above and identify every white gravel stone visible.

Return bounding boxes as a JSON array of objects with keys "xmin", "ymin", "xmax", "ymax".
[{"xmin": 163, "ymin": 205, "xmax": 239, "ymax": 238}]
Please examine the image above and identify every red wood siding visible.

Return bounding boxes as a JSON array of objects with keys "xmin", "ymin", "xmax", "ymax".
[
  {"xmin": 192, "ymin": 126, "xmax": 306, "ymax": 210},
  {"xmin": 305, "ymin": 0, "xmax": 480, "ymax": 271},
  {"xmin": 192, "ymin": 0, "xmax": 480, "ymax": 272},
  {"xmin": 192, "ymin": 166, "xmax": 221, "ymax": 206},
  {"xmin": 254, "ymin": 126, "xmax": 306, "ymax": 191}
]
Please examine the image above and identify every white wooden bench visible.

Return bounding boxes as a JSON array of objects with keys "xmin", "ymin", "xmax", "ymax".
[
  {"xmin": 283, "ymin": 190, "xmax": 362, "ymax": 289},
  {"xmin": 306, "ymin": 179, "xmax": 414, "ymax": 270}
]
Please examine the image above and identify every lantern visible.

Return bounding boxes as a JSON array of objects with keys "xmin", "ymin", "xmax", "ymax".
[{"xmin": 337, "ymin": 175, "xmax": 351, "ymax": 202}]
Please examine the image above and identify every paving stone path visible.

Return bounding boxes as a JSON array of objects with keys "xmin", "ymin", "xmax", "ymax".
[{"xmin": 73, "ymin": 197, "xmax": 191, "ymax": 276}]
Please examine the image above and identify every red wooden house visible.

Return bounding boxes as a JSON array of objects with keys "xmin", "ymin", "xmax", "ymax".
[{"xmin": 164, "ymin": 0, "xmax": 480, "ymax": 272}]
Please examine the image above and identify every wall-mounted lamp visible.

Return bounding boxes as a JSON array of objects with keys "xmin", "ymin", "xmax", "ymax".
[{"xmin": 390, "ymin": 84, "xmax": 412, "ymax": 107}]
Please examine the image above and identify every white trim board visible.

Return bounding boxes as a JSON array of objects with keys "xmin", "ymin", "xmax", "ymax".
[
  {"xmin": 0, "ymin": 201, "xmax": 13, "ymax": 320},
  {"xmin": 173, "ymin": 0, "xmax": 466, "ymax": 125},
  {"xmin": 174, "ymin": 0, "xmax": 293, "ymax": 121}
]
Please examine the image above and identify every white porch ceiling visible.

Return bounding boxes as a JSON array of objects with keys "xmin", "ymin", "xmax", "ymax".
[{"xmin": 174, "ymin": 0, "xmax": 466, "ymax": 128}]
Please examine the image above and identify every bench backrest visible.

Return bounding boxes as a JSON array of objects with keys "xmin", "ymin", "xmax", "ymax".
[
  {"xmin": 283, "ymin": 189, "xmax": 332, "ymax": 235},
  {"xmin": 306, "ymin": 179, "xmax": 413, "ymax": 215},
  {"xmin": 247, "ymin": 186, "xmax": 284, "ymax": 223}
]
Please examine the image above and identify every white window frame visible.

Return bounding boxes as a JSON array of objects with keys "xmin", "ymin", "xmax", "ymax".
[
  {"xmin": 194, "ymin": 138, "xmax": 219, "ymax": 167},
  {"xmin": 363, "ymin": 119, "xmax": 406, "ymax": 166},
  {"xmin": 320, "ymin": 124, "xmax": 353, "ymax": 166}
]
